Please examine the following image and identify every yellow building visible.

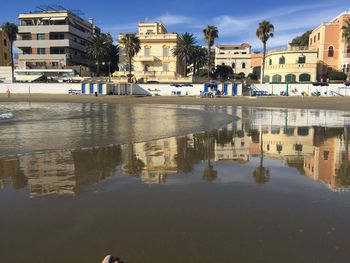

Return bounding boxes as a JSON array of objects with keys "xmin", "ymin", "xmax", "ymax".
[
  {"xmin": 117, "ymin": 22, "xmax": 183, "ymax": 83},
  {"xmin": 0, "ymin": 28, "xmax": 11, "ymax": 66},
  {"xmin": 263, "ymin": 46, "xmax": 318, "ymax": 83}
]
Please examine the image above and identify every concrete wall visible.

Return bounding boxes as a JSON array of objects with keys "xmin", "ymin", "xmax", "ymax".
[
  {"xmin": 252, "ymin": 83, "xmax": 350, "ymax": 96},
  {"xmin": 0, "ymin": 83, "xmax": 81, "ymax": 94}
]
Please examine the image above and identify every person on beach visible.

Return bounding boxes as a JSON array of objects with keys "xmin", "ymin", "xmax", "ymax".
[
  {"xmin": 6, "ymin": 88, "xmax": 10, "ymax": 98},
  {"xmin": 102, "ymin": 255, "xmax": 123, "ymax": 263}
]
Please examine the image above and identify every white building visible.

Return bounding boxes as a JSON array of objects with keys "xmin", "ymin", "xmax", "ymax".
[{"xmin": 215, "ymin": 43, "xmax": 252, "ymax": 77}]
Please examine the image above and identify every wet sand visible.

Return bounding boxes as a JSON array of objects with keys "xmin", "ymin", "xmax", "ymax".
[{"xmin": 1, "ymin": 94, "xmax": 350, "ymax": 111}]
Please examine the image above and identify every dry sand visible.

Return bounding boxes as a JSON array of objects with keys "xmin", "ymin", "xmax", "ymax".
[{"xmin": 1, "ymin": 94, "xmax": 350, "ymax": 111}]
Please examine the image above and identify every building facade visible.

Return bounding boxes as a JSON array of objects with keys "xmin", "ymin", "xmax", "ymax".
[
  {"xmin": 16, "ymin": 7, "xmax": 98, "ymax": 75},
  {"xmin": 0, "ymin": 28, "xmax": 11, "ymax": 66},
  {"xmin": 309, "ymin": 11, "xmax": 350, "ymax": 78},
  {"xmin": 215, "ymin": 43, "xmax": 252, "ymax": 77},
  {"xmin": 263, "ymin": 46, "xmax": 318, "ymax": 83},
  {"xmin": 117, "ymin": 22, "xmax": 183, "ymax": 82}
]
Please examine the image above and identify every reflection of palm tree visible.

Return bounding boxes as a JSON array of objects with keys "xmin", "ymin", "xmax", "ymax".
[
  {"xmin": 124, "ymin": 144, "xmax": 145, "ymax": 176},
  {"xmin": 203, "ymin": 133, "xmax": 217, "ymax": 182},
  {"xmin": 253, "ymin": 131, "xmax": 270, "ymax": 185}
]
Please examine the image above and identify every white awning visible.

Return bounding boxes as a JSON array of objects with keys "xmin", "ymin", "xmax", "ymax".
[
  {"xmin": 15, "ymin": 74, "xmax": 43, "ymax": 82},
  {"xmin": 50, "ymin": 17, "xmax": 66, "ymax": 21}
]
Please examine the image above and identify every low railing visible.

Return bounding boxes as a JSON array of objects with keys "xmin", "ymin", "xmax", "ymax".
[{"xmin": 265, "ymin": 63, "xmax": 317, "ymax": 70}]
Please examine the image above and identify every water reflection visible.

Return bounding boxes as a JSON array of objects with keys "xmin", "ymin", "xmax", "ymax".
[{"xmin": 1, "ymin": 107, "xmax": 350, "ymax": 196}]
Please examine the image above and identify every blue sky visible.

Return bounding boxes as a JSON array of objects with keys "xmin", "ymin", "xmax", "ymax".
[{"xmin": 1, "ymin": 0, "xmax": 349, "ymax": 50}]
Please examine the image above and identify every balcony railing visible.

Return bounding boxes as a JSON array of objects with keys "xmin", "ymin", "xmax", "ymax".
[
  {"xmin": 265, "ymin": 63, "xmax": 317, "ymax": 70},
  {"xmin": 268, "ymin": 46, "xmax": 317, "ymax": 54}
]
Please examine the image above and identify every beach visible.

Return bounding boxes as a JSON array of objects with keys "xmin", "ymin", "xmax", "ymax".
[{"xmin": 1, "ymin": 94, "xmax": 350, "ymax": 111}]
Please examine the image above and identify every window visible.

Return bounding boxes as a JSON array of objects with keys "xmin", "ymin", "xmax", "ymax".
[
  {"xmin": 298, "ymin": 56, "xmax": 306, "ymax": 64},
  {"xmin": 269, "ymin": 59, "xmax": 272, "ymax": 65},
  {"xmin": 318, "ymin": 32, "xmax": 320, "ymax": 40},
  {"xmin": 295, "ymin": 144, "xmax": 303, "ymax": 152},
  {"xmin": 51, "ymin": 48, "xmax": 65, "ymax": 54},
  {"xmin": 299, "ymin": 73, "xmax": 311, "ymax": 82},
  {"xmin": 232, "ymin": 63, "xmax": 235, "ymax": 68},
  {"xmin": 323, "ymin": 151, "xmax": 329, "ymax": 161},
  {"xmin": 144, "ymin": 64, "xmax": 150, "ymax": 71},
  {"xmin": 263, "ymin": 75, "xmax": 270, "ymax": 83},
  {"xmin": 285, "ymin": 74, "xmax": 296, "ymax": 83},
  {"xmin": 242, "ymin": 62, "xmax": 246, "ymax": 68},
  {"xmin": 50, "ymin": 33, "xmax": 64, "ymax": 40},
  {"xmin": 22, "ymin": 47, "xmax": 31, "ymax": 55},
  {"xmin": 52, "ymin": 62, "xmax": 59, "ymax": 68},
  {"xmin": 144, "ymin": 47, "xmax": 151, "ymax": 57},
  {"xmin": 314, "ymin": 36, "xmax": 316, "ymax": 42},
  {"xmin": 310, "ymin": 38, "xmax": 312, "ymax": 45},
  {"xmin": 163, "ymin": 46, "xmax": 169, "ymax": 57},
  {"xmin": 3, "ymin": 39, "xmax": 7, "ymax": 46},
  {"xmin": 163, "ymin": 63, "xmax": 169, "ymax": 72},
  {"xmin": 37, "ymin": 48, "xmax": 46, "ymax": 54},
  {"xmin": 272, "ymin": 74, "xmax": 282, "ymax": 83},
  {"xmin": 297, "ymin": 127, "xmax": 309, "ymax": 136},
  {"xmin": 37, "ymin": 34, "xmax": 45, "ymax": 40},
  {"xmin": 347, "ymin": 45, "xmax": 350, "ymax": 54},
  {"xmin": 21, "ymin": 34, "xmax": 31, "ymax": 40},
  {"xmin": 328, "ymin": 46, "xmax": 334, "ymax": 57},
  {"xmin": 279, "ymin": 56, "xmax": 285, "ymax": 64},
  {"xmin": 276, "ymin": 144, "xmax": 283, "ymax": 153},
  {"xmin": 4, "ymin": 53, "xmax": 7, "ymax": 60}
]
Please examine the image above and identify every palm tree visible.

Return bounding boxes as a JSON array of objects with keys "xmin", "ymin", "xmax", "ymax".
[
  {"xmin": 203, "ymin": 133, "xmax": 217, "ymax": 182},
  {"xmin": 342, "ymin": 18, "xmax": 350, "ymax": 81},
  {"xmin": 120, "ymin": 33, "xmax": 141, "ymax": 83},
  {"xmin": 87, "ymin": 32, "xmax": 112, "ymax": 76},
  {"xmin": 172, "ymin": 32, "xmax": 197, "ymax": 77},
  {"xmin": 2, "ymin": 22, "xmax": 18, "ymax": 82},
  {"xmin": 191, "ymin": 46, "xmax": 208, "ymax": 76},
  {"xmin": 203, "ymin": 25, "xmax": 218, "ymax": 78},
  {"xmin": 256, "ymin": 20, "xmax": 274, "ymax": 84}
]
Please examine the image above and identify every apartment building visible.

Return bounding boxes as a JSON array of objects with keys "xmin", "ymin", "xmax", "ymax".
[
  {"xmin": 0, "ymin": 27, "xmax": 11, "ymax": 66},
  {"xmin": 309, "ymin": 11, "xmax": 350, "ymax": 78},
  {"xmin": 16, "ymin": 6, "xmax": 98, "ymax": 74},
  {"xmin": 117, "ymin": 22, "xmax": 183, "ymax": 82},
  {"xmin": 215, "ymin": 43, "xmax": 252, "ymax": 77}
]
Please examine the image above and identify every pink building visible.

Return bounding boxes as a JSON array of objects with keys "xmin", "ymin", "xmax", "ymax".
[{"xmin": 309, "ymin": 11, "xmax": 350, "ymax": 80}]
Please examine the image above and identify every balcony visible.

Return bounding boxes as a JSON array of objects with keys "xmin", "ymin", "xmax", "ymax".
[
  {"xmin": 135, "ymin": 56, "xmax": 156, "ymax": 62},
  {"xmin": 265, "ymin": 63, "xmax": 318, "ymax": 70},
  {"xmin": 18, "ymin": 25, "xmax": 91, "ymax": 40}
]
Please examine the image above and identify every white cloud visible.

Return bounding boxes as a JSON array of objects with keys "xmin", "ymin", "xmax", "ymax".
[{"xmin": 156, "ymin": 13, "xmax": 192, "ymax": 25}]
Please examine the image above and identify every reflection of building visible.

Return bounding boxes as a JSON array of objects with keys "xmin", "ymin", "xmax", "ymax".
[
  {"xmin": 121, "ymin": 137, "xmax": 178, "ymax": 184},
  {"xmin": 215, "ymin": 43, "xmax": 252, "ymax": 76},
  {"xmin": 263, "ymin": 46, "xmax": 318, "ymax": 83},
  {"xmin": 117, "ymin": 22, "xmax": 183, "ymax": 82}
]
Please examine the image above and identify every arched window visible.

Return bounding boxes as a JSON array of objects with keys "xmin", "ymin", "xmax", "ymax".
[
  {"xmin": 347, "ymin": 45, "xmax": 350, "ymax": 54},
  {"xmin": 242, "ymin": 62, "xmax": 246, "ymax": 69},
  {"xmin": 328, "ymin": 46, "xmax": 334, "ymax": 57},
  {"xmin": 263, "ymin": 75, "xmax": 270, "ymax": 83},
  {"xmin": 299, "ymin": 73, "xmax": 311, "ymax": 82},
  {"xmin": 232, "ymin": 63, "xmax": 235, "ymax": 68},
  {"xmin": 269, "ymin": 59, "xmax": 272, "ymax": 65},
  {"xmin": 272, "ymin": 74, "xmax": 282, "ymax": 83},
  {"xmin": 285, "ymin": 74, "xmax": 296, "ymax": 83},
  {"xmin": 276, "ymin": 144, "xmax": 283, "ymax": 153},
  {"xmin": 279, "ymin": 56, "xmax": 285, "ymax": 64}
]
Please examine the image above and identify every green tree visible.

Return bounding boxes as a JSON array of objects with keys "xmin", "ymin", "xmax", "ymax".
[
  {"xmin": 256, "ymin": 20, "xmax": 274, "ymax": 84},
  {"xmin": 290, "ymin": 30, "xmax": 312, "ymax": 47},
  {"xmin": 203, "ymin": 25, "xmax": 219, "ymax": 78},
  {"xmin": 120, "ymin": 33, "xmax": 141, "ymax": 82},
  {"xmin": 191, "ymin": 46, "xmax": 208, "ymax": 76},
  {"xmin": 2, "ymin": 22, "xmax": 18, "ymax": 82},
  {"xmin": 172, "ymin": 32, "xmax": 197, "ymax": 77},
  {"xmin": 214, "ymin": 64, "xmax": 234, "ymax": 81},
  {"xmin": 87, "ymin": 32, "xmax": 113, "ymax": 76},
  {"xmin": 328, "ymin": 69, "xmax": 347, "ymax": 82},
  {"xmin": 342, "ymin": 18, "xmax": 350, "ymax": 81}
]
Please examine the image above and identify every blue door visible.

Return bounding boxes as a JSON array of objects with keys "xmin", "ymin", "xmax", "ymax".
[
  {"xmin": 90, "ymin": 83, "xmax": 94, "ymax": 94},
  {"xmin": 223, "ymin": 84, "xmax": 228, "ymax": 95},
  {"xmin": 81, "ymin": 83, "xmax": 86, "ymax": 94},
  {"xmin": 233, "ymin": 84, "xmax": 238, "ymax": 96},
  {"xmin": 213, "ymin": 84, "xmax": 218, "ymax": 91},
  {"xmin": 204, "ymin": 84, "xmax": 209, "ymax": 93},
  {"xmin": 112, "ymin": 85, "xmax": 116, "ymax": 95},
  {"xmin": 98, "ymin": 83, "xmax": 103, "ymax": 94}
]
